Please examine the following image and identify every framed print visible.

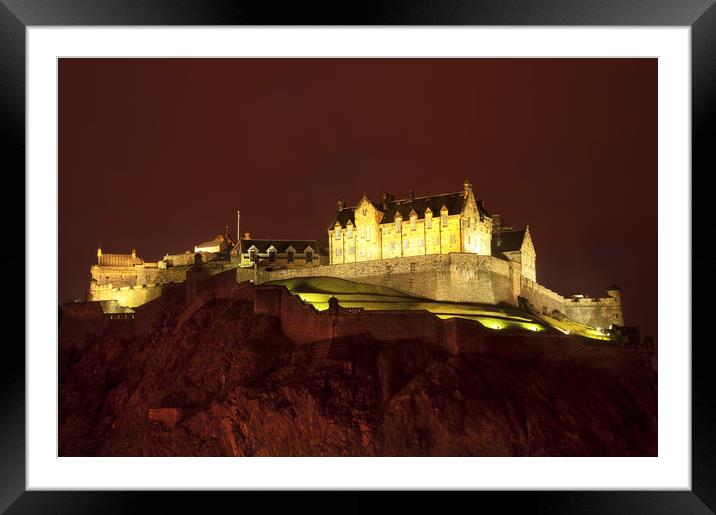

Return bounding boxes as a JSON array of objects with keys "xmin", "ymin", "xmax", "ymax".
[{"xmin": 2, "ymin": 0, "xmax": 714, "ymax": 512}]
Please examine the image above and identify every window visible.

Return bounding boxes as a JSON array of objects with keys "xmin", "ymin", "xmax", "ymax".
[
  {"xmin": 404, "ymin": 240, "xmax": 409, "ymax": 249},
  {"xmin": 249, "ymin": 250, "xmax": 258, "ymax": 263},
  {"xmin": 466, "ymin": 217, "xmax": 471, "ymax": 228},
  {"xmin": 287, "ymin": 250, "xmax": 294, "ymax": 263},
  {"xmin": 268, "ymin": 250, "xmax": 276, "ymax": 263},
  {"xmin": 442, "ymin": 213, "xmax": 448, "ymax": 227},
  {"xmin": 395, "ymin": 217, "xmax": 401, "ymax": 231},
  {"xmin": 348, "ymin": 225, "xmax": 353, "ymax": 238},
  {"xmin": 411, "ymin": 216, "xmax": 417, "ymax": 230},
  {"xmin": 362, "ymin": 209, "xmax": 367, "ymax": 216},
  {"xmin": 426, "ymin": 215, "xmax": 432, "ymax": 229},
  {"xmin": 305, "ymin": 250, "xmax": 313, "ymax": 264},
  {"xmin": 335, "ymin": 227, "xmax": 341, "ymax": 239},
  {"xmin": 419, "ymin": 238, "xmax": 424, "ymax": 247},
  {"xmin": 450, "ymin": 234, "xmax": 456, "ymax": 244},
  {"xmin": 336, "ymin": 248, "xmax": 342, "ymax": 257},
  {"xmin": 367, "ymin": 225, "xmax": 371, "ymax": 241},
  {"xmin": 435, "ymin": 236, "xmax": 439, "ymax": 245}
]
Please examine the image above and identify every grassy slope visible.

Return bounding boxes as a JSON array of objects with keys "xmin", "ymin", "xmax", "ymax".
[{"xmin": 263, "ymin": 276, "xmax": 613, "ymax": 340}]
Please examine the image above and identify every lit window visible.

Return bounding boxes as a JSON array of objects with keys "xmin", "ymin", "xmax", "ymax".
[
  {"xmin": 404, "ymin": 240, "xmax": 409, "ymax": 249},
  {"xmin": 348, "ymin": 225, "xmax": 353, "ymax": 238},
  {"xmin": 362, "ymin": 209, "xmax": 367, "ymax": 216},
  {"xmin": 367, "ymin": 225, "xmax": 371, "ymax": 241},
  {"xmin": 335, "ymin": 227, "xmax": 341, "ymax": 239},
  {"xmin": 395, "ymin": 217, "xmax": 401, "ymax": 231},
  {"xmin": 411, "ymin": 216, "xmax": 417, "ymax": 230},
  {"xmin": 336, "ymin": 248, "xmax": 342, "ymax": 257},
  {"xmin": 442, "ymin": 213, "xmax": 448, "ymax": 227},
  {"xmin": 426, "ymin": 215, "xmax": 432, "ymax": 229}
]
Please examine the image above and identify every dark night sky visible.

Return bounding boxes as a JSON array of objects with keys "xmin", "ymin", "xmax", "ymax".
[{"xmin": 59, "ymin": 58, "xmax": 657, "ymax": 339}]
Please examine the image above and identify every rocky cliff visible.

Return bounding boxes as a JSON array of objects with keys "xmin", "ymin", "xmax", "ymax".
[{"xmin": 59, "ymin": 290, "xmax": 657, "ymax": 457}]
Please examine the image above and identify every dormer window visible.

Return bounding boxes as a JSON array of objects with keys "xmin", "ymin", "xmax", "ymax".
[
  {"xmin": 442, "ymin": 212, "xmax": 448, "ymax": 227},
  {"xmin": 287, "ymin": 249, "xmax": 295, "ymax": 263},
  {"xmin": 347, "ymin": 224, "xmax": 353, "ymax": 238},
  {"xmin": 335, "ymin": 226, "xmax": 341, "ymax": 239},
  {"xmin": 268, "ymin": 248, "xmax": 276, "ymax": 263},
  {"xmin": 410, "ymin": 214, "xmax": 417, "ymax": 230},
  {"xmin": 395, "ymin": 216, "xmax": 402, "ymax": 231},
  {"xmin": 426, "ymin": 211, "xmax": 432, "ymax": 229}
]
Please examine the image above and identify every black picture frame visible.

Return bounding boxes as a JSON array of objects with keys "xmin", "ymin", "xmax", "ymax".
[{"xmin": 2, "ymin": 1, "xmax": 713, "ymax": 512}]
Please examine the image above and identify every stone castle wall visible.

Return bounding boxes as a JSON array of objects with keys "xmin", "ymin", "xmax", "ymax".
[
  {"xmin": 241, "ymin": 253, "xmax": 622, "ymax": 330},
  {"xmin": 244, "ymin": 253, "xmax": 520, "ymax": 306},
  {"xmin": 88, "ymin": 261, "xmax": 238, "ymax": 308},
  {"xmin": 88, "ymin": 252, "xmax": 624, "ymax": 331},
  {"xmin": 519, "ymin": 277, "xmax": 624, "ymax": 328}
]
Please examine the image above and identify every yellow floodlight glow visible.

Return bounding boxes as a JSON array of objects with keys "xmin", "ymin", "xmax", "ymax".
[{"xmin": 519, "ymin": 322, "xmax": 545, "ymax": 332}]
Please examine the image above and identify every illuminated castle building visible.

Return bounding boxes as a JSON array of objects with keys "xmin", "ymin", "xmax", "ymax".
[
  {"xmin": 327, "ymin": 180, "xmax": 536, "ymax": 282},
  {"xmin": 86, "ymin": 179, "xmax": 623, "ymax": 333}
]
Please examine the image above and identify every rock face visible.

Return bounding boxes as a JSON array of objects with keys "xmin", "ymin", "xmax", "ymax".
[{"xmin": 59, "ymin": 292, "xmax": 657, "ymax": 457}]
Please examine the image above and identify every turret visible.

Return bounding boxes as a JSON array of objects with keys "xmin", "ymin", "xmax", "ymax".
[
  {"xmin": 607, "ymin": 285, "xmax": 622, "ymax": 303},
  {"xmin": 463, "ymin": 179, "xmax": 472, "ymax": 198}
]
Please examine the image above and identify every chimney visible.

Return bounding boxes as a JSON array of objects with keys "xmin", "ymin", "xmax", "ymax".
[
  {"xmin": 244, "ymin": 232, "xmax": 251, "ymax": 240},
  {"xmin": 408, "ymin": 190, "xmax": 415, "ymax": 200},
  {"xmin": 382, "ymin": 192, "xmax": 393, "ymax": 210},
  {"xmin": 337, "ymin": 199, "xmax": 345, "ymax": 210},
  {"xmin": 492, "ymin": 214, "xmax": 503, "ymax": 234}
]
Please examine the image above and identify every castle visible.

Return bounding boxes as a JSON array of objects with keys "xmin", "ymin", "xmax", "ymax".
[
  {"xmin": 86, "ymin": 180, "xmax": 624, "ymax": 332},
  {"xmin": 328, "ymin": 180, "xmax": 535, "ymax": 282}
]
